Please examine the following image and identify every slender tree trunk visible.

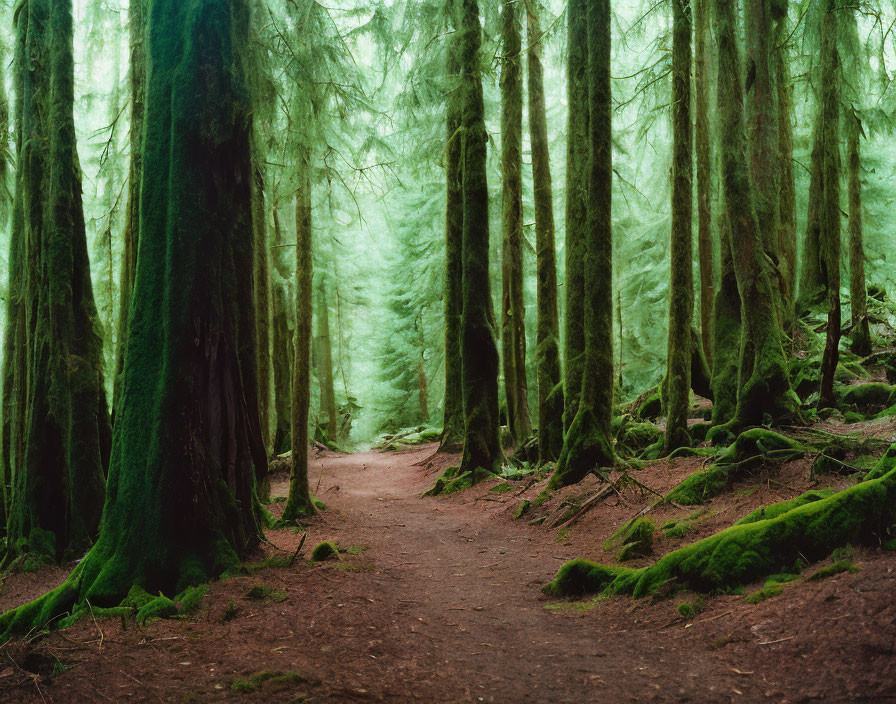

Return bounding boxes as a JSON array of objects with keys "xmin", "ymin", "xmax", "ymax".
[
  {"xmin": 818, "ymin": 0, "xmax": 841, "ymax": 408},
  {"xmin": 315, "ymin": 274, "xmax": 338, "ymax": 443},
  {"xmin": 799, "ymin": 122, "xmax": 825, "ymax": 312},
  {"xmin": 710, "ymin": 213, "xmax": 741, "ymax": 425},
  {"xmin": 499, "ymin": 0, "xmax": 531, "ymax": 445},
  {"xmin": 694, "ymin": 0, "xmax": 714, "ymax": 366},
  {"xmin": 284, "ymin": 154, "xmax": 315, "ymax": 520},
  {"xmin": 271, "ymin": 206, "xmax": 294, "ymax": 454},
  {"xmin": 665, "ymin": 0, "xmax": 694, "ymax": 453},
  {"xmin": 713, "ymin": 0, "xmax": 800, "ymax": 429},
  {"xmin": 253, "ymin": 165, "xmax": 272, "ymax": 458},
  {"xmin": 774, "ymin": 7, "xmax": 797, "ymax": 332},
  {"xmin": 550, "ymin": 0, "xmax": 614, "ymax": 489},
  {"xmin": 525, "ymin": 0, "xmax": 563, "ymax": 463},
  {"xmin": 441, "ymin": 0, "xmax": 464, "ymax": 451},
  {"xmin": 5, "ymin": 0, "xmax": 110, "ymax": 564},
  {"xmin": 0, "ymin": 0, "xmax": 265, "ymax": 636},
  {"xmin": 113, "ymin": 0, "xmax": 146, "ymax": 420},
  {"xmin": 847, "ymin": 115, "xmax": 871, "ymax": 357},
  {"xmin": 418, "ymin": 349, "xmax": 430, "ymax": 420},
  {"xmin": 563, "ymin": 0, "xmax": 588, "ymax": 434},
  {"xmin": 459, "ymin": 0, "xmax": 502, "ymax": 475}
]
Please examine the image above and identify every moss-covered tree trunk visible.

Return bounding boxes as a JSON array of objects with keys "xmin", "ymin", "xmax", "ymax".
[
  {"xmin": 745, "ymin": 0, "xmax": 780, "ymax": 266},
  {"xmin": 0, "ymin": 0, "xmax": 266, "ymax": 634},
  {"xmin": 710, "ymin": 213, "xmax": 741, "ymax": 426},
  {"xmin": 846, "ymin": 114, "xmax": 870, "ymax": 357},
  {"xmin": 774, "ymin": 5, "xmax": 796, "ymax": 332},
  {"xmin": 4, "ymin": 0, "xmax": 111, "ymax": 564},
  {"xmin": 441, "ymin": 0, "xmax": 464, "ymax": 451},
  {"xmin": 549, "ymin": 0, "xmax": 614, "ymax": 489},
  {"xmin": 665, "ymin": 0, "xmax": 694, "ymax": 453},
  {"xmin": 459, "ymin": 0, "xmax": 502, "ymax": 475},
  {"xmin": 499, "ymin": 0, "xmax": 531, "ymax": 445},
  {"xmin": 694, "ymin": 0, "xmax": 714, "ymax": 366},
  {"xmin": 799, "ymin": 124, "xmax": 825, "ymax": 312},
  {"xmin": 271, "ymin": 206, "xmax": 294, "ymax": 454},
  {"xmin": 315, "ymin": 274, "xmax": 338, "ymax": 444},
  {"xmin": 817, "ymin": 0, "xmax": 841, "ymax": 408},
  {"xmin": 712, "ymin": 0, "xmax": 800, "ymax": 430},
  {"xmin": 113, "ymin": 0, "xmax": 146, "ymax": 420},
  {"xmin": 283, "ymin": 155, "xmax": 315, "ymax": 521},
  {"xmin": 253, "ymin": 166, "xmax": 272, "ymax": 459},
  {"xmin": 563, "ymin": 0, "xmax": 588, "ymax": 433},
  {"xmin": 525, "ymin": 0, "xmax": 563, "ymax": 463}
]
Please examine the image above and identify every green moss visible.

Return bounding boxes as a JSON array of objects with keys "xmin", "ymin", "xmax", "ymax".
[
  {"xmin": 839, "ymin": 383, "xmax": 895, "ymax": 411},
  {"xmin": 531, "ymin": 490, "xmax": 552, "ymax": 508},
  {"xmin": 490, "ymin": 482, "xmax": 514, "ymax": 493},
  {"xmin": 736, "ymin": 489, "xmax": 835, "ymax": 525},
  {"xmin": 608, "ymin": 519, "xmax": 655, "ymax": 562},
  {"xmin": 513, "ymin": 500, "xmax": 531, "ymax": 519},
  {"xmin": 807, "ymin": 559, "xmax": 860, "ymax": 581},
  {"xmin": 176, "ymin": 585, "xmax": 208, "ymax": 615},
  {"xmin": 744, "ymin": 584, "xmax": 783, "ymax": 603},
  {"xmin": 310, "ymin": 542, "xmax": 340, "ymax": 562},
  {"xmin": 676, "ymin": 596, "xmax": 705, "ymax": 620},
  {"xmin": 231, "ymin": 670, "xmax": 306, "ymax": 693},
  {"xmin": 544, "ymin": 467, "xmax": 896, "ymax": 598},
  {"xmin": 617, "ymin": 421, "xmax": 663, "ymax": 457},
  {"xmin": 635, "ymin": 392, "xmax": 662, "ymax": 421},
  {"xmin": 865, "ymin": 443, "xmax": 896, "ymax": 481},
  {"xmin": 666, "ymin": 429, "xmax": 805, "ymax": 505},
  {"xmin": 246, "ymin": 585, "xmax": 287, "ymax": 602},
  {"xmin": 136, "ymin": 596, "xmax": 177, "ymax": 626}
]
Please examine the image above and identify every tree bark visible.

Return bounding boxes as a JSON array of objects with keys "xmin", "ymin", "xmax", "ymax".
[
  {"xmin": 271, "ymin": 205, "xmax": 294, "ymax": 454},
  {"xmin": 694, "ymin": 0, "xmax": 714, "ymax": 366},
  {"xmin": 665, "ymin": 0, "xmax": 694, "ymax": 453},
  {"xmin": 525, "ymin": 0, "xmax": 563, "ymax": 463},
  {"xmin": 441, "ymin": 0, "xmax": 464, "ymax": 451},
  {"xmin": 713, "ymin": 0, "xmax": 800, "ymax": 429},
  {"xmin": 5, "ymin": 0, "xmax": 111, "ymax": 564},
  {"xmin": 500, "ymin": 0, "xmax": 531, "ymax": 445},
  {"xmin": 550, "ymin": 0, "xmax": 614, "ymax": 489},
  {"xmin": 459, "ymin": 0, "xmax": 502, "ymax": 475},
  {"xmin": 315, "ymin": 274, "xmax": 338, "ymax": 444},
  {"xmin": 563, "ymin": 0, "xmax": 588, "ymax": 434}
]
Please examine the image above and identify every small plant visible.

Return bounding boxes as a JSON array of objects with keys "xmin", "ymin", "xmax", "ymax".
[{"xmin": 222, "ymin": 600, "xmax": 239, "ymax": 623}]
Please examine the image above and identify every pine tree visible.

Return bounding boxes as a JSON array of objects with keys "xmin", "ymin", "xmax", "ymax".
[
  {"xmin": 550, "ymin": 0, "xmax": 614, "ymax": 489},
  {"xmin": 499, "ymin": 0, "xmax": 531, "ymax": 445},
  {"xmin": 4, "ymin": 0, "xmax": 111, "ymax": 564},
  {"xmin": 665, "ymin": 0, "xmax": 694, "ymax": 453}
]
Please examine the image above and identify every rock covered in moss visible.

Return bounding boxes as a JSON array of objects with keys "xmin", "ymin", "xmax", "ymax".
[{"xmin": 310, "ymin": 541, "xmax": 340, "ymax": 562}]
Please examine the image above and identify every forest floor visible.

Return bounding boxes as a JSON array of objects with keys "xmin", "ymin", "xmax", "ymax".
[{"xmin": 0, "ymin": 435, "xmax": 895, "ymax": 703}]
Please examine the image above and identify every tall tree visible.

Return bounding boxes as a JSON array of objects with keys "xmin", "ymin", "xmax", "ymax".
[
  {"xmin": 774, "ymin": 3, "xmax": 797, "ymax": 331},
  {"xmin": 0, "ymin": 0, "xmax": 264, "ymax": 637},
  {"xmin": 563, "ymin": 0, "xmax": 588, "ymax": 433},
  {"xmin": 549, "ymin": 0, "xmax": 614, "ymax": 489},
  {"xmin": 713, "ymin": 0, "xmax": 800, "ymax": 429},
  {"xmin": 4, "ymin": 0, "xmax": 110, "ymax": 563},
  {"xmin": 459, "ymin": 0, "xmax": 502, "ymax": 475},
  {"xmin": 315, "ymin": 274, "xmax": 339, "ymax": 443},
  {"xmin": 665, "ymin": 0, "xmax": 694, "ymax": 453},
  {"xmin": 113, "ymin": 0, "xmax": 147, "ymax": 419},
  {"xmin": 694, "ymin": 0, "xmax": 714, "ymax": 364},
  {"xmin": 283, "ymin": 153, "xmax": 316, "ymax": 521},
  {"xmin": 441, "ymin": 0, "xmax": 464, "ymax": 450},
  {"xmin": 271, "ymin": 204, "xmax": 294, "ymax": 454},
  {"xmin": 253, "ymin": 165, "xmax": 272, "ymax": 455},
  {"xmin": 525, "ymin": 0, "xmax": 563, "ymax": 463},
  {"xmin": 817, "ymin": 0, "xmax": 841, "ymax": 407},
  {"xmin": 499, "ymin": 0, "xmax": 531, "ymax": 445}
]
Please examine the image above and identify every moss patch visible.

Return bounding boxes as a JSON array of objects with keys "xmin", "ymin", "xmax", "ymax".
[
  {"xmin": 310, "ymin": 542, "xmax": 340, "ymax": 562},
  {"xmin": 807, "ymin": 559, "xmax": 860, "ymax": 581},
  {"xmin": 231, "ymin": 670, "xmax": 307, "ymax": 693}
]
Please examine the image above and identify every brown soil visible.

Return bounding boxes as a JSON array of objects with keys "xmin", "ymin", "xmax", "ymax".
[{"xmin": 0, "ymin": 443, "xmax": 894, "ymax": 703}]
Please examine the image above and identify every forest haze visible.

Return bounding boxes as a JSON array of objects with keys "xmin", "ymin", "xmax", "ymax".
[{"xmin": 0, "ymin": 0, "xmax": 894, "ymax": 702}]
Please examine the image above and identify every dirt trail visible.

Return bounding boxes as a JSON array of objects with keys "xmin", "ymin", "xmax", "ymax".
[{"xmin": 1, "ymin": 444, "xmax": 894, "ymax": 703}]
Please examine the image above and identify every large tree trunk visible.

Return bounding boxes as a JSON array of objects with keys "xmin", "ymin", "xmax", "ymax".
[
  {"xmin": 713, "ymin": 0, "xmax": 800, "ymax": 430},
  {"xmin": 847, "ymin": 115, "xmax": 871, "ymax": 357},
  {"xmin": 459, "ymin": 0, "xmax": 502, "ymax": 475},
  {"xmin": 710, "ymin": 213, "xmax": 742, "ymax": 426},
  {"xmin": 774, "ymin": 5, "xmax": 797, "ymax": 332},
  {"xmin": 5, "ymin": 0, "xmax": 110, "ymax": 564},
  {"xmin": 0, "ymin": 0, "xmax": 265, "ymax": 636},
  {"xmin": 441, "ymin": 0, "xmax": 464, "ymax": 452},
  {"xmin": 525, "ymin": 0, "xmax": 563, "ymax": 463},
  {"xmin": 799, "ymin": 122, "xmax": 825, "ymax": 312},
  {"xmin": 549, "ymin": 0, "xmax": 614, "ymax": 489},
  {"xmin": 817, "ymin": 0, "xmax": 841, "ymax": 408},
  {"xmin": 252, "ymin": 164, "xmax": 272, "ymax": 500},
  {"xmin": 283, "ymin": 154, "xmax": 315, "ymax": 521},
  {"xmin": 113, "ymin": 0, "xmax": 146, "ymax": 421},
  {"xmin": 694, "ymin": 0, "xmax": 714, "ymax": 366},
  {"xmin": 499, "ymin": 0, "xmax": 531, "ymax": 445},
  {"xmin": 665, "ymin": 0, "xmax": 694, "ymax": 453},
  {"xmin": 563, "ymin": 0, "xmax": 588, "ymax": 434}
]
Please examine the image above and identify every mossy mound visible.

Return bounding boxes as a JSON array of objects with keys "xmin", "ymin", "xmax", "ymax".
[
  {"xmin": 838, "ymin": 383, "xmax": 896, "ymax": 414},
  {"xmin": 616, "ymin": 421, "xmax": 664, "ymax": 457},
  {"xmin": 807, "ymin": 559, "xmax": 860, "ymax": 581},
  {"xmin": 634, "ymin": 392, "xmax": 663, "ymax": 421},
  {"xmin": 865, "ymin": 443, "xmax": 896, "ymax": 481},
  {"xmin": 736, "ymin": 489, "xmax": 835, "ymax": 525},
  {"xmin": 665, "ymin": 429, "xmax": 805, "ymax": 505},
  {"xmin": 310, "ymin": 542, "xmax": 340, "ymax": 562},
  {"xmin": 423, "ymin": 465, "xmax": 501, "ymax": 497},
  {"xmin": 246, "ymin": 585, "xmax": 287, "ymax": 602},
  {"xmin": 607, "ymin": 519, "xmax": 655, "ymax": 562},
  {"xmin": 544, "ymin": 467, "xmax": 896, "ymax": 598}
]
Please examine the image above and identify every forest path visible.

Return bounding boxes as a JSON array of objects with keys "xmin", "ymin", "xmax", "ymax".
[{"xmin": 258, "ymin": 445, "xmax": 742, "ymax": 703}]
